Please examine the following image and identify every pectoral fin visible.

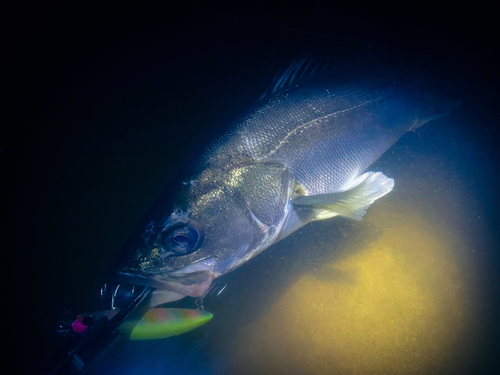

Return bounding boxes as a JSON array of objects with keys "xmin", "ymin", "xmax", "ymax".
[{"xmin": 292, "ymin": 172, "xmax": 394, "ymax": 221}]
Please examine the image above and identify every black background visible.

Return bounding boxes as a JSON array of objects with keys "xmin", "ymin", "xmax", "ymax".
[{"xmin": 3, "ymin": 2, "xmax": 499, "ymax": 374}]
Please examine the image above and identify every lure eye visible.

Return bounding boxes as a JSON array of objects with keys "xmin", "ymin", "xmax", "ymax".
[{"xmin": 161, "ymin": 223, "xmax": 203, "ymax": 255}]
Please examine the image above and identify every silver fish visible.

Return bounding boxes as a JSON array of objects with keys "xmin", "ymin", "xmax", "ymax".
[{"xmin": 107, "ymin": 59, "xmax": 457, "ymax": 306}]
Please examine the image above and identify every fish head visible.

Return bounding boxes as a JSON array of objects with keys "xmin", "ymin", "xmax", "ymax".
[{"xmin": 111, "ymin": 161, "xmax": 291, "ymax": 305}]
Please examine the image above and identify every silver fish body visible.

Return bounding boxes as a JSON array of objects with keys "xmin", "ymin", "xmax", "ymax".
[{"xmin": 108, "ymin": 61, "xmax": 457, "ymax": 306}]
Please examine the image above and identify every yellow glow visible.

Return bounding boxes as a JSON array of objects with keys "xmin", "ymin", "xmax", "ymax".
[{"xmin": 227, "ymin": 201, "xmax": 476, "ymax": 374}]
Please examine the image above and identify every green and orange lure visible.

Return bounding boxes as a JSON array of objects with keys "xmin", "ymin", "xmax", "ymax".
[
  {"xmin": 72, "ymin": 307, "xmax": 212, "ymax": 340},
  {"xmin": 124, "ymin": 308, "xmax": 213, "ymax": 340}
]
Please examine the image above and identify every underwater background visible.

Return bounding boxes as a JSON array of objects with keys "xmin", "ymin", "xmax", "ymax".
[{"xmin": 4, "ymin": 3, "xmax": 499, "ymax": 374}]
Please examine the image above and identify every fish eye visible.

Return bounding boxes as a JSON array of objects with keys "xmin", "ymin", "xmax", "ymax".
[
  {"xmin": 161, "ymin": 222, "xmax": 203, "ymax": 255},
  {"xmin": 173, "ymin": 233, "xmax": 190, "ymax": 245}
]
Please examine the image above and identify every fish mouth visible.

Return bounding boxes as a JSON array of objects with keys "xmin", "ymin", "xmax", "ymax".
[
  {"xmin": 170, "ymin": 256, "xmax": 216, "ymax": 275},
  {"xmin": 116, "ymin": 257, "xmax": 217, "ymax": 299}
]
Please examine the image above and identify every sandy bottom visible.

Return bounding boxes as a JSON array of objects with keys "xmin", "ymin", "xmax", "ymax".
[{"xmin": 224, "ymin": 200, "xmax": 479, "ymax": 375}]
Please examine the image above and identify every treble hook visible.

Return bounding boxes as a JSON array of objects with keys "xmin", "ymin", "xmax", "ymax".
[{"xmin": 195, "ymin": 281, "xmax": 227, "ymax": 310}]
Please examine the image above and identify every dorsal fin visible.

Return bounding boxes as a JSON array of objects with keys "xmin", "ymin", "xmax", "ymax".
[{"xmin": 259, "ymin": 56, "xmax": 337, "ymax": 100}]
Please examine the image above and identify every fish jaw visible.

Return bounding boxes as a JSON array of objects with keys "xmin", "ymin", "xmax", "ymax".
[
  {"xmin": 160, "ymin": 256, "xmax": 218, "ymax": 297},
  {"xmin": 116, "ymin": 257, "xmax": 218, "ymax": 306},
  {"xmin": 148, "ymin": 271, "xmax": 216, "ymax": 306},
  {"xmin": 160, "ymin": 270, "xmax": 216, "ymax": 298}
]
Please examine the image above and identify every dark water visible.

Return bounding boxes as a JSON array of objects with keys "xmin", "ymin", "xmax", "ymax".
[{"xmin": 5, "ymin": 4, "xmax": 499, "ymax": 374}]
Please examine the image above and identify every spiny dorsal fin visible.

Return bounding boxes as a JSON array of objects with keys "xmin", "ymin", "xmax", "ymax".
[{"xmin": 259, "ymin": 56, "xmax": 337, "ymax": 100}]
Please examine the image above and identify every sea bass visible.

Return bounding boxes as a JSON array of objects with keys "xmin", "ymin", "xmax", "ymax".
[{"xmin": 106, "ymin": 59, "xmax": 456, "ymax": 307}]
